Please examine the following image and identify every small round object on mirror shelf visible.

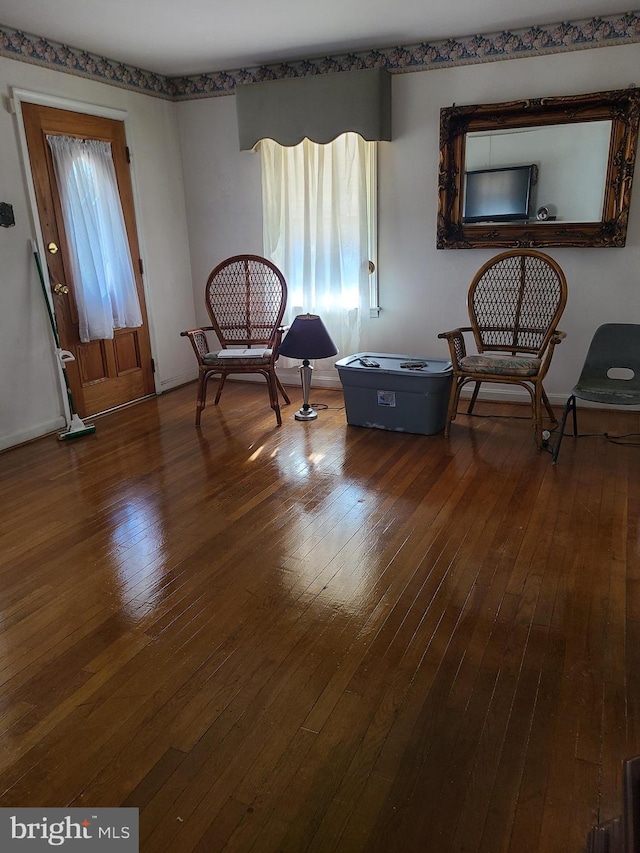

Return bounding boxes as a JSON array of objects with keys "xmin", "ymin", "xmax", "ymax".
[{"xmin": 536, "ymin": 206, "xmax": 550, "ymax": 221}]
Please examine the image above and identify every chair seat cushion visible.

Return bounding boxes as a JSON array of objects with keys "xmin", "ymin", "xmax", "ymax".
[
  {"xmin": 460, "ymin": 353, "xmax": 541, "ymax": 377},
  {"xmin": 203, "ymin": 349, "xmax": 273, "ymax": 366}
]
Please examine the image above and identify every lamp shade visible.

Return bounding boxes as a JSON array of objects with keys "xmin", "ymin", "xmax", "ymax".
[{"xmin": 279, "ymin": 314, "xmax": 338, "ymax": 360}]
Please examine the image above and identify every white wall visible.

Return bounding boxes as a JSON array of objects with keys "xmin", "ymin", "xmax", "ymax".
[
  {"xmin": 177, "ymin": 94, "xmax": 263, "ymax": 329},
  {"xmin": 0, "ymin": 56, "xmax": 196, "ymax": 450},
  {"xmin": 177, "ymin": 43, "xmax": 640, "ymax": 403}
]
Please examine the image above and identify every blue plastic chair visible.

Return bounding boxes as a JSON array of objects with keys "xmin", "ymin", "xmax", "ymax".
[{"xmin": 552, "ymin": 324, "xmax": 640, "ymax": 463}]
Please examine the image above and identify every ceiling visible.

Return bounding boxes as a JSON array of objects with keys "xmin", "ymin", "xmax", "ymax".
[{"xmin": 0, "ymin": 0, "xmax": 634, "ymax": 77}]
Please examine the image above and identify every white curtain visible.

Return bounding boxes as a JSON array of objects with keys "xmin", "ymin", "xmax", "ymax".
[
  {"xmin": 47, "ymin": 135, "xmax": 143, "ymax": 343},
  {"xmin": 261, "ymin": 132, "xmax": 374, "ymax": 364}
]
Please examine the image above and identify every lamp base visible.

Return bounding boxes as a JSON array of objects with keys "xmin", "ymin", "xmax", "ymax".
[
  {"xmin": 291, "ymin": 360, "xmax": 319, "ymax": 422},
  {"xmin": 294, "ymin": 406, "xmax": 318, "ymax": 421}
]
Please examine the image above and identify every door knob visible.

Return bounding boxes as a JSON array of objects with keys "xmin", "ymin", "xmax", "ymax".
[
  {"xmin": 47, "ymin": 242, "xmax": 59, "ymax": 254},
  {"xmin": 53, "ymin": 282, "xmax": 69, "ymax": 294}
]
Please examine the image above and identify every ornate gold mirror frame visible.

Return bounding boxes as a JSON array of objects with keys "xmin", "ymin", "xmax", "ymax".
[{"xmin": 437, "ymin": 87, "xmax": 640, "ymax": 249}]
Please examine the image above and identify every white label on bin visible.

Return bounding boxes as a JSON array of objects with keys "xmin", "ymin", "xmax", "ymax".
[{"xmin": 377, "ymin": 390, "xmax": 396, "ymax": 407}]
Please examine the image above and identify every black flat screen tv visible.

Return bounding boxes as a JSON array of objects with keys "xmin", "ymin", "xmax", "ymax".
[{"xmin": 463, "ymin": 164, "xmax": 534, "ymax": 223}]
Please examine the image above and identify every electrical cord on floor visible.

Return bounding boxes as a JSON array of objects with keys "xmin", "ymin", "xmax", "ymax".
[
  {"xmin": 548, "ymin": 430, "xmax": 640, "ymax": 443},
  {"xmin": 310, "ymin": 402, "xmax": 345, "ymax": 411},
  {"xmin": 541, "ymin": 430, "xmax": 640, "ymax": 455},
  {"xmin": 464, "ymin": 412, "xmax": 640, "ymax": 451},
  {"xmin": 466, "ymin": 412, "xmax": 534, "ymax": 420},
  {"xmin": 602, "ymin": 432, "xmax": 640, "ymax": 446}
]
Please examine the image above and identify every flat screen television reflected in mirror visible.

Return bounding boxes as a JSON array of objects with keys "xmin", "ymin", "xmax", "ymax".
[{"xmin": 463, "ymin": 165, "xmax": 534, "ymax": 223}]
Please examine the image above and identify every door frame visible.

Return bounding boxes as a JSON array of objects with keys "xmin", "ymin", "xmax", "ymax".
[{"xmin": 12, "ymin": 88, "xmax": 160, "ymax": 421}]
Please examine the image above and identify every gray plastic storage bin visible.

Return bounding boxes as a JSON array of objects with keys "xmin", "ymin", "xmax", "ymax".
[{"xmin": 335, "ymin": 353, "xmax": 453, "ymax": 435}]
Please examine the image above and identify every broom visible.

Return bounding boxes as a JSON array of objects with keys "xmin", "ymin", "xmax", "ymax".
[{"xmin": 32, "ymin": 241, "xmax": 96, "ymax": 440}]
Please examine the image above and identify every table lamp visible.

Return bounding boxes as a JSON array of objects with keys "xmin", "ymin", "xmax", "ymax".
[{"xmin": 278, "ymin": 313, "xmax": 338, "ymax": 420}]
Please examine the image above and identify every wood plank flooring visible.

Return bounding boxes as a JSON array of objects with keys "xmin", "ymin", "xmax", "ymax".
[{"xmin": 0, "ymin": 381, "xmax": 639, "ymax": 852}]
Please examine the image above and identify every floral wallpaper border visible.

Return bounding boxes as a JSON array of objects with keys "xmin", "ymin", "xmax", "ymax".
[
  {"xmin": 0, "ymin": 26, "xmax": 174, "ymax": 98},
  {"xmin": 1, "ymin": 11, "xmax": 639, "ymax": 102}
]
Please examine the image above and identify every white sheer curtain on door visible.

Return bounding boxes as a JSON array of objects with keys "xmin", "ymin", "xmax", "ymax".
[
  {"xmin": 47, "ymin": 135, "xmax": 142, "ymax": 343},
  {"xmin": 261, "ymin": 132, "xmax": 374, "ymax": 366}
]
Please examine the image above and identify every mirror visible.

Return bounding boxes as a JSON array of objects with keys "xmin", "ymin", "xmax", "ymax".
[{"xmin": 437, "ymin": 88, "xmax": 640, "ymax": 249}]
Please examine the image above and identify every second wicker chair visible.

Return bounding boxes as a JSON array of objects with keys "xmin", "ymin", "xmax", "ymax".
[{"xmin": 438, "ymin": 249, "xmax": 568, "ymax": 448}]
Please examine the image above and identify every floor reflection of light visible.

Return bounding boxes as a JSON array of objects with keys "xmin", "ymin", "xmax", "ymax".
[
  {"xmin": 248, "ymin": 445, "xmax": 264, "ymax": 462},
  {"xmin": 275, "ymin": 480, "xmax": 381, "ymax": 615},
  {"xmin": 110, "ymin": 495, "xmax": 166, "ymax": 620},
  {"xmin": 240, "ymin": 421, "xmax": 378, "ymax": 613},
  {"xmin": 269, "ymin": 443, "xmax": 332, "ymax": 481}
]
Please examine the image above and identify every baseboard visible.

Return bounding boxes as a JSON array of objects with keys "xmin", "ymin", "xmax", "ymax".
[
  {"xmin": 457, "ymin": 385, "xmax": 640, "ymax": 410},
  {"xmin": 458, "ymin": 385, "xmax": 549, "ymax": 404},
  {"xmin": 279, "ymin": 369, "xmax": 342, "ymax": 390},
  {"xmin": 159, "ymin": 371, "xmax": 198, "ymax": 392},
  {"xmin": 162, "ymin": 370, "xmax": 640, "ymax": 413},
  {"xmin": 0, "ymin": 416, "xmax": 66, "ymax": 452},
  {"xmin": 278, "ymin": 369, "xmax": 567, "ymax": 404}
]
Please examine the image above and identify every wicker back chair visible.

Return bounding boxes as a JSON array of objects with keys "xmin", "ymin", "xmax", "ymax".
[
  {"xmin": 181, "ymin": 255, "xmax": 290, "ymax": 426},
  {"xmin": 438, "ymin": 249, "xmax": 568, "ymax": 448}
]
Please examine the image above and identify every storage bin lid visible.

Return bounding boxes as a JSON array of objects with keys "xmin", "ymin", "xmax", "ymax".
[{"xmin": 335, "ymin": 353, "xmax": 452, "ymax": 377}]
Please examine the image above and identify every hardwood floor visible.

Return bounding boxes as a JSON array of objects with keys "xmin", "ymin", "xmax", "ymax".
[{"xmin": 0, "ymin": 381, "xmax": 639, "ymax": 852}]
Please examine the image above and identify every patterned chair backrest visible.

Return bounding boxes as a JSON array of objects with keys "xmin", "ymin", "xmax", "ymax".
[
  {"xmin": 205, "ymin": 255, "xmax": 287, "ymax": 349},
  {"xmin": 468, "ymin": 250, "xmax": 567, "ymax": 356}
]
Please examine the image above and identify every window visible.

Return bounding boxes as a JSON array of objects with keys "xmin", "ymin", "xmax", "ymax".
[{"xmin": 260, "ymin": 132, "xmax": 377, "ymax": 359}]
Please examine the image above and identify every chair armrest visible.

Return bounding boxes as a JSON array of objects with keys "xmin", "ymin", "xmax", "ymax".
[
  {"xmin": 538, "ymin": 330, "xmax": 567, "ymax": 378},
  {"xmin": 544, "ymin": 329, "xmax": 566, "ymax": 359},
  {"xmin": 438, "ymin": 327, "xmax": 471, "ymax": 368},
  {"xmin": 180, "ymin": 326, "xmax": 216, "ymax": 337},
  {"xmin": 180, "ymin": 327, "xmax": 216, "ymax": 364},
  {"xmin": 272, "ymin": 325, "xmax": 287, "ymax": 354}
]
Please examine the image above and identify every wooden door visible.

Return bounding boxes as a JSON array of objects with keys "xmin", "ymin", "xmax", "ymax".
[{"xmin": 22, "ymin": 103, "xmax": 155, "ymax": 417}]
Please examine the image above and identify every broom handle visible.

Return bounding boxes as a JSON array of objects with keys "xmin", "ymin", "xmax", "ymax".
[
  {"xmin": 32, "ymin": 241, "xmax": 78, "ymax": 421},
  {"xmin": 32, "ymin": 243, "xmax": 62, "ymax": 349}
]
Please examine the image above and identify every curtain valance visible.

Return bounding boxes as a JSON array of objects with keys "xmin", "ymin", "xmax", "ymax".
[{"xmin": 236, "ymin": 68, "xmax": 391, "ymax": 150}]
